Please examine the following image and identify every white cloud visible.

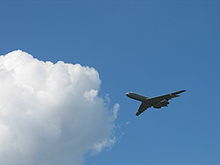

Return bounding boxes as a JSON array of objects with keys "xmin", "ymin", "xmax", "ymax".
[{"xmin": 0, "ymin": 50, "xmax": 119, "ymax": 165}]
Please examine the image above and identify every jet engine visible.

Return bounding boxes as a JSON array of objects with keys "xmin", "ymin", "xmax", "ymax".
[{"xmin": 153, "ymin": 99, "xmax": 169, "ymax": 108}]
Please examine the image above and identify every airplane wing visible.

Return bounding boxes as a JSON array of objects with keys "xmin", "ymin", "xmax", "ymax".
[
  {"xmin": 148, "ymin": 90, "xmax": 186, "ymax": 103},
  {"xmin": 136, "ymin": 102, "xmax": 150, "ymax": 116}
]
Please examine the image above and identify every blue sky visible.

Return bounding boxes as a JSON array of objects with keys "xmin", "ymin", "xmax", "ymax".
[{"xmin": 0, "ymin": 0, "xmax": 220, "ymax": 165}]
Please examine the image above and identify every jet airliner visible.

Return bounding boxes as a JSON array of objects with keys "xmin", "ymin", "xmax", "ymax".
[{"xmin": 126, "ymin": 90, "xmax": 186, "ymax": 116}]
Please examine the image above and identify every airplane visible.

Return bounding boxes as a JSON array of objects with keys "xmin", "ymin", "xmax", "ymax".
[{"xmin": 126, "ymin": 90, "xmax": 186, "ymax": 116}]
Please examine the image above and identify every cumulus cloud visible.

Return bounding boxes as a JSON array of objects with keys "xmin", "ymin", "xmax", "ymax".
[{"xmin": 0, "ymin": 50, "xmax": 119, "ymax": 165}]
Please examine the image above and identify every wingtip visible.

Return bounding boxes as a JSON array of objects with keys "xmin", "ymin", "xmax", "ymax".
[
  {"xmin": 136, "ymin": 112, "xmax": 141, "ymax": 116},
  {"xmin": 178, "ymin": 90, "xmax": 186, "ymax": 94}
]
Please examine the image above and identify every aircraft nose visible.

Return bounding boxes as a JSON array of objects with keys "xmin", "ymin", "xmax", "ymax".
[{"xmin": 125, "ymin": 92, "xmax": 130, "ymax": 96}]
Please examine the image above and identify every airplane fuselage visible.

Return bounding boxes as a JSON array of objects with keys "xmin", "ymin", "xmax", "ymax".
[
  {"xmin": 126, "ymin": 92, "xmax": 161, "ymax": 106},
  {"xmin": 125, "ymin": 92, "xmax": 148, "ymax": 102}
]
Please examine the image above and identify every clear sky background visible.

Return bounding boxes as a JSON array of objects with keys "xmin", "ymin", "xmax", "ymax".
[{"xmin": 0, "ymin": 0, "xmax": 220, "ymax": 165}]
